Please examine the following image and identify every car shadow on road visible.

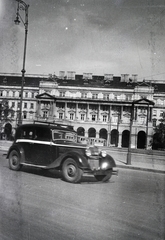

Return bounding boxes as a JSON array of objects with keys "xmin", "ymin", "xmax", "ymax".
[
  {"xmin": 20, "ymin": 166, "xmax": 114, "ymax": 184},
  {"xmin": 21, "ymin": 166, "xmax": 62, "ymax": 179}
]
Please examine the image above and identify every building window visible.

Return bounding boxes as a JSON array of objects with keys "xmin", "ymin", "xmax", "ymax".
[
  {"xmin": 11, "ymin": 111, "xmax": 15, "ymax": 118},
  {"xmin": 60, "ymin": 92, "xmax": 65, "ymax": 97},
  {"xmin": 81, "ymin": 93, "xmax": 87, "ymax": 98},
  {"xmin": 30, "ymin": 103, "xmax": 34, "ymax": 109},
  {"xmin": 56, "ymin": 102, "xmax": 65, "ymax": 108},
  {"xmin": 79, "ymin": 104, "xmax": 86, "ymax": 110},
  {"xmin": 103, "ymin": 94, "xmax": 109, "ymax": 100},
  {"xmin": 101, "ymin": 105, "xmax": 109, "ymax": 111},
  {"xmin": 12, "ymin": 102, "xmax": 15, "ymax": 108},
  {"xmin": 92, "ymin": 115, "xmax": 96, "ymax": 121},
  {"xmin": 43, "ymin": 111, "xmax": 48, "ymax": 118},
  {"xmin": 25, "ymin": 92, "xmax": 28, "ymax": 98},
  {"xmin": 153, "ymin": 110, "xmax": 157, "ymax": 116},
  {"xmin": 81, "ymin": 114, "xmax": 85, "ymax": 121},
  {"xmin": 139, "ymin": 107, "xmax": 147, "ymax": 114},
  {"xmin": 23, "ymin": 112, "xmax": 27, "ymax": 119},
  {"xmin": 59, "ymin": 113, "xmax": 63, "ymax": 119},
  {"xmin": 31, "ymin": 92, "xmax": 34, "ymax": 98},
  {"xmin": 67, "ymin": 103, "xmax": 75, "ymax": 109},
  {"xmin": 92, "ymin": 94, "xmax": 98, "ymax": 99},
  {"xmin": 160, "ymin": 111, "xmax": 164, "ymax": 117},
  {"xmin": 139, "ymin": 117, "xmax": 145, "ymax": 125},
  {"xmin": 153, "ymin": 119, "xmax": 157, "ymax": 127},
  {"xmin": 90, "ymin": 104, "xmax": 97, "ymax": 110},
  {"xmin": 24, "ymin": 103, "xmax": 27, "ymax": 108},
  {"xmin": 103, "ymin": 115, "xmax": 107, "ymax": 122},
  {"xmin": 17, "ymin": 102, "xmax": 20, "ymax": 109},
  {"xmin": 70, "ymin": 113, "xmax": 74, "ymax": 120}
]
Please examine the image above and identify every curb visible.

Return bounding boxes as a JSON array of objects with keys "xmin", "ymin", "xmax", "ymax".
[{"xmin": 116, "ymin": 164, "xmax": 165, "ymax": 174}]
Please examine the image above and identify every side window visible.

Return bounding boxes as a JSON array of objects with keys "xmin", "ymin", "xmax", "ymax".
[
  {"xmin": 15, "ymin": 127, "xmax": 34, "ymax": 139},
  {"xmin": 35, "ymin": 127, "xmax": 50, "ymax": 141}
]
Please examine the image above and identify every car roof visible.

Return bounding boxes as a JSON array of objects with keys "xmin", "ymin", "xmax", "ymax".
[{"xmin": 17, "ymin": 122, "xmax": 76, "ymax": 133}]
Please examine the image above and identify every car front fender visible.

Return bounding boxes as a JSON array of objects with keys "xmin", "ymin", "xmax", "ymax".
[
  {"xmin": 46, "ymin": 151, "xmax": 89, "ymax": 170},
  {"xmin": 6, "ymin": 144, "xmax": 25, "ymax": 163},
  {"xmin": 100, "ymin": 154, "xmax": 116, "ymax": 169}
]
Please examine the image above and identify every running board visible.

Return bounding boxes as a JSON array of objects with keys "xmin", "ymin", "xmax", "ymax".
[{"xmin": 21, "ymin": 163, "xmax": 47, "ymax": 169}]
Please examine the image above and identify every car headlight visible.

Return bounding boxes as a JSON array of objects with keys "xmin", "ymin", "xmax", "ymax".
[
  {"xmin": 85, "ymin": 148, "xmax": 92, "ymax": 157},
  {"xmin": 101, "ymin": 162, "xmax": 108, "ymax": 169},
  {"xmin": 101, "ymin": 150, "xmax": 107, "ymax": 157}
]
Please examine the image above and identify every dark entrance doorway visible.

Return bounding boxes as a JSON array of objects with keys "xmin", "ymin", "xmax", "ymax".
[
  {"xmin": 122, "ymin": 130, "xmax": 129, "ymax": 148},
  {"xmin": 111, "ymin": 129, "xmax": 119, "ymax": 147},
  {"xmin": 99, "ymin": 128, "xmax": 107, "ymax": 140},
  {"xmin": 77, "ymin": 127, "xmax": 85, "ymax": 136},
  {"xmin": 88, "ymin": 128, "xmax": 96, "ymax": 138},
  {"xmin": 137, "ymin": 131, "xmax": 146, "ymax": 149}
]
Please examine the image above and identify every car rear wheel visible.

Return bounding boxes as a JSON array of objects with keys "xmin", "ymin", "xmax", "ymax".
[
  {"xmin": 94, "ymin": 172, "xmax": 112, "ymax": 182},
  {"xmin": 62, "ymin": 158, "xmax": 83, "ymax": 183},
  {"xmin": 9, "ymin": 150, "xmax": 21, "ymax": 171}
]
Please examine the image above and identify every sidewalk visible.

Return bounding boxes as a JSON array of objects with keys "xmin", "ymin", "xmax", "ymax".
[
  {"xmin": 105, "ymin": 148, "xmax": 165, "ymax": 174},
  {"xmin": 0, "ymin": 140, "xmax": 13, "ymax": 152},
  {"xmin": 1, "ymin": 141, "xmax": 165, "ymax": 174},
  {"xmin": 115, "ymin": 158, "xmax": 165, "ymax": 174}
]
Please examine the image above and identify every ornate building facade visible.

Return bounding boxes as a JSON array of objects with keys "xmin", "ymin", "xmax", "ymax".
[{"xmin": 0, "ymin": 72, "xmax": 165, "ymax": 149}]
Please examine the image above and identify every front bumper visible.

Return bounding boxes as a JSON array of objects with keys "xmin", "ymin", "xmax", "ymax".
[
  {"xmin": 83, "ymin": 168, "xmax": 118, "ymax": 176},
  {"xmin": 93, "ymin": 168, "xmax": 118, "ymax": 176}
]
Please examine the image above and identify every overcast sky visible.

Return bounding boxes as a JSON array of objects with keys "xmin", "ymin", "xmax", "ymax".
[{"xmin": 0, "ymin": 0, "xmax": 165, "ymax": 80}]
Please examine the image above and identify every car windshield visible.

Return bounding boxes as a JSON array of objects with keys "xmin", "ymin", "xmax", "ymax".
[{"xmin": 52, "ymin": 130, "xmax": 77, "ymax": 142}]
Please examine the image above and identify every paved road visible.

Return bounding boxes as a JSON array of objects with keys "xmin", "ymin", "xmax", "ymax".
[{"xmin": 0, "ymin": 153, "xmax": 165, "ymax": 240}]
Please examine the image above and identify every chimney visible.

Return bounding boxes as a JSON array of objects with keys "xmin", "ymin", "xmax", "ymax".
[
  {"xmin": 132, "ymin": 74, "xmax": 138, "ymax": 82},
  {"xmin": 83, "ymin": 73, "xmax": 92, "ymax": 80},
  {"xmin": 67, "ymin": 71, "xmax": 76, "ymax": 80},
  {"xmin": 121, "ymin": 74, "xmax": 129, "ymax": 82},
  {"xmin": 104, "ymin": 74, "xmax": 113, "ymax": 81},
  {"xmin": 59, "ymin": 71, "xmax": 65, "ymax": 79}
]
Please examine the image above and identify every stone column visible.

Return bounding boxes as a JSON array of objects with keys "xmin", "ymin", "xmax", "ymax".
[
  {"xmin": 86, "ymin": 104, "xmax": 89, "ymax": 121},
  {"xmin": 118, "ymin": 133, "xmax": 122, "ymax": 148},
  {"xmin": 64, "ymin": 102, "xmax": 67, "ymax": 120},
  {"xmin": 36, "ymin": 100, "xmax": 41, "ymax": 118},
  {"xmin": 96, "ymin": 131, "xmax": 99, "ymax": 138},
  {"xmin": 120, "ymin": 105, "xmax": 123, "ymax": 122},
  {"xmin": 97, "ymin": 104, "xmax": 100, "ymax": 121},
  {"xmin": 75, "ymin": 103, "xmax": 78, "ymax": 121},
  {"xmin": 53, "ymin": 101, "xmax": 56, "ymax": 118}
]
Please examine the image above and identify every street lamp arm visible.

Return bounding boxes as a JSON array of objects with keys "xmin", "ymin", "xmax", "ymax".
[{"xmin": 15, "ymin": 0, "xmax": 29, "ymax": 29}]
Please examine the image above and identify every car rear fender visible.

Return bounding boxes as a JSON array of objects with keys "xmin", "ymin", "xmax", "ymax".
[{"xmin": 6, "ymin": 144, "xmax": 25, "ymax": 163}]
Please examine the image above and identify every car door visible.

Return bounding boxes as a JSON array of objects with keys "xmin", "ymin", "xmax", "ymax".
[
  {"xmin": 31, "ymin": 126, "xmax": 52, "ymax": 166},
  {"xmin": 18, "ymin": 126, "xmax": 35, "ymax": 163}
]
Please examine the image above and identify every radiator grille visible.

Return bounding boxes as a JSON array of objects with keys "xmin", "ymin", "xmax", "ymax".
[{"xmin": 88, "ymin": 159, "xmax": 99, "ymax": 170}]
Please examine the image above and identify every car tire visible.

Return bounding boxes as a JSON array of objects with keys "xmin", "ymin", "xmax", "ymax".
[
  {"xmin": 94, "ymin": 172, "xmax": 112, "ymax": 182},
  {"xmin": 62, "ymin": 158, "xmax": 83, "ymax": 183},
  {"xmin": 9, "ymin": 150, "xmax": 21, "ymax": 171}
]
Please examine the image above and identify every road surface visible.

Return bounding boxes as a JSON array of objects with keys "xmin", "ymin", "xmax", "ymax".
[{"xmin": 0, "ymin": 152, "xmax": 164, "ymax": 240}]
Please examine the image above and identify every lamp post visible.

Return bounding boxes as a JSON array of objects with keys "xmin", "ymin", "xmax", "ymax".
[{"xmin": 14, "ymin": 0, "xmax": 29, "ymax": 125}]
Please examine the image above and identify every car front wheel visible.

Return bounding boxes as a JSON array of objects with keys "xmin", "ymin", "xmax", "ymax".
[
  {"xmin": 62, "ymin": 158, "xmax": 83, "ymax": 183},
  {"xmin": 9, "ymin": 150, "xmax": 21, "ymax": 171}
]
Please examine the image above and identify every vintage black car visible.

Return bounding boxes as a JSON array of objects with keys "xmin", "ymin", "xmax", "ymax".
[{"xmin": 7, "ymin": 122, "xmax": 118, "ymax": 183}]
